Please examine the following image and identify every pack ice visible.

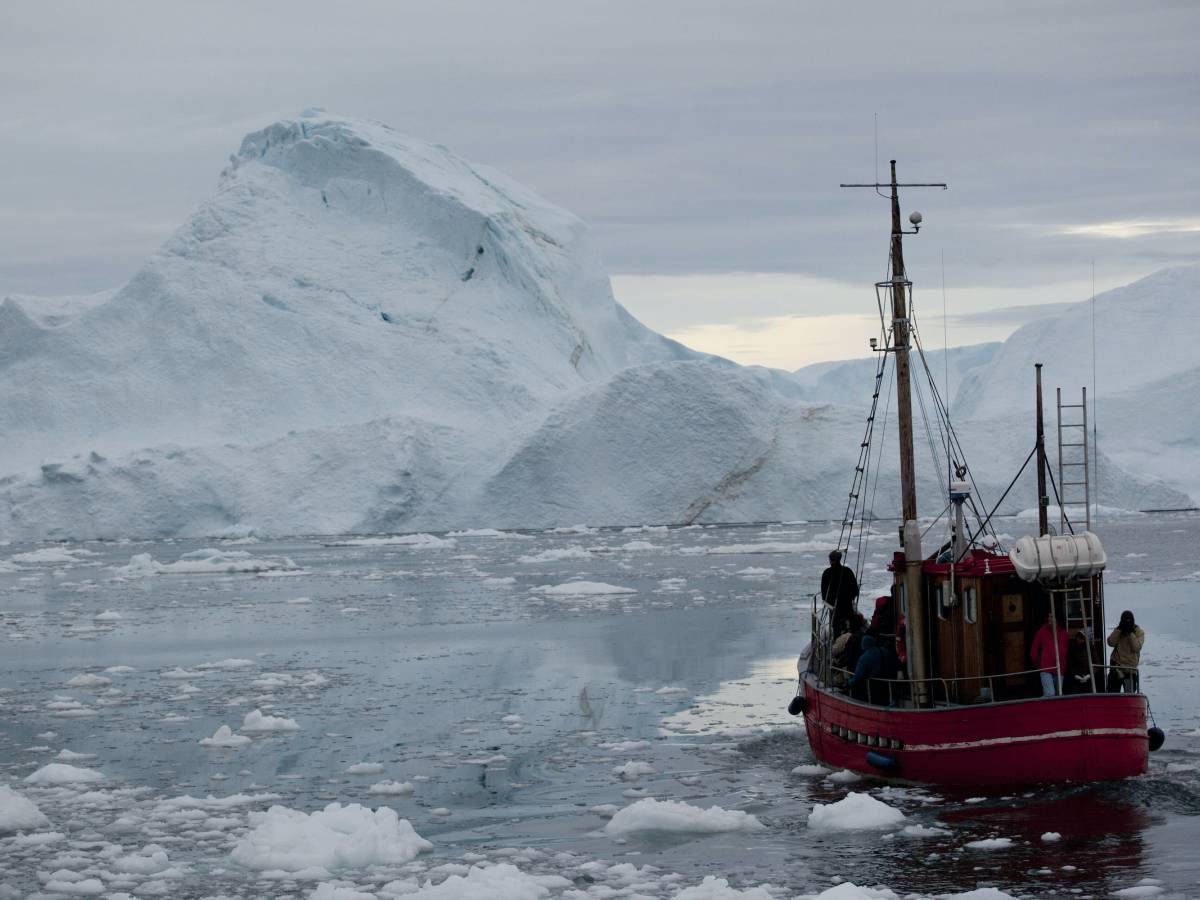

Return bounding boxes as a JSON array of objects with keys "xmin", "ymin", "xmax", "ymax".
[{"xmin": 0, "ymin": 110, "xmax": 1193, "ymax": 539}]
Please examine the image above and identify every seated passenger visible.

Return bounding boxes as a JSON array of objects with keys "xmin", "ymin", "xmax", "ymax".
[
  {"xmin": 1063, "ymin": 630, "xmax": 1094, "ymax": 694},
  {"xmin": 849, "ymin": 634, "xmax": 898, "ymax": 705},
  {"xmin": 831, "ymin": 613, "xmax": 867, "ymax": 687},
  {"xmin": 866, "ymin": 593, "xmax": 895, "ymax": 638}
]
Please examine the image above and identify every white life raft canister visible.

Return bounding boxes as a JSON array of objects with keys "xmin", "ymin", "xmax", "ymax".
[{"xmin": 1008, "ymin": 531, "xmax": 1107, "ymax": 582}]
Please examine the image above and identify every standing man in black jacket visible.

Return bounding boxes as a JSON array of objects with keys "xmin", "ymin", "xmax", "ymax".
[{"xmin": 821, "ymin": 550, "xmax": 859, "ymax": 635}]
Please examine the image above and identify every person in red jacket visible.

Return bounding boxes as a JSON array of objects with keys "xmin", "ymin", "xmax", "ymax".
[{"xmin": 1030, "ymin": 611, "xmax": 1069, "ymax": 696}]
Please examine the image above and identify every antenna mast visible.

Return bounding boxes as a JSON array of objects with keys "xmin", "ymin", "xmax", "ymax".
[{"xmin": 841, "ymin": 161, "xmax": 947, "ymax": 705}]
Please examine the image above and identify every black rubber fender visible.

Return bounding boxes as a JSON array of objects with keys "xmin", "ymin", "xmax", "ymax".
[
  {"xmin": 1148, "ymin": 727, "xmax": 1165, "ymax": 752},
  {"xmin": 787, "ymin": 695, "xmax": 806, "ymax": 716}
]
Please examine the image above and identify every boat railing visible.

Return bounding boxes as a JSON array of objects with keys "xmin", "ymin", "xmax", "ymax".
[{"xmin": 824, "ymin": 663, "xmax": 1141, "ymax": 708}]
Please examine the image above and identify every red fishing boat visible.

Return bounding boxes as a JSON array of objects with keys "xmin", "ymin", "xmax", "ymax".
[{"xmin": 791, "ymin": 162, "xmax": 1163, "ymax": 786}]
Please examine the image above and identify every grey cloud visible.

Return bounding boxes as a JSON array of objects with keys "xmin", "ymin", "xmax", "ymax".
[{"xmin": 1, "ymin": 0, "xmax": 1197, "ymax": 303}]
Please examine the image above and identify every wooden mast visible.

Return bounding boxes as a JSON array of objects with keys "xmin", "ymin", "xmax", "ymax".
[
  {"xmin": 840, "ymin": 161, "xmax": 946, "ymax": 706},
  {"xmin": 886, "ymin": 161, "xmax": 930, "ymax": 701},
  {"xmin": 1035, "ymin": 363, "xmax": 1049, "ymax": 536}
]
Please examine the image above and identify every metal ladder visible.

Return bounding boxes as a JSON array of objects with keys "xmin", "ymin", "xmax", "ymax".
[
  {"xmin": 1050, "ymin": 580, "xmax": 1099, "ymax": 693},
  {"xmin": 1056, "ymin": 387, "xmax": 1091, "ymax": 533}
]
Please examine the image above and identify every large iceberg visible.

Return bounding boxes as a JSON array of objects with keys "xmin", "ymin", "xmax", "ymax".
[{"xmin": 0, "ymin": 112, "xmax": 1192, "ymax": 539}]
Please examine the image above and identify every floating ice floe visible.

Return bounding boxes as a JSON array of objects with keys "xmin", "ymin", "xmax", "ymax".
[
  {"xmin": 620, "ymin": 540, "xmax": 657, "ymax": 551},
  {"xmin": 55, "ymin": 749, "xmax": 95, "ymax": 761},
  {"xmin": 199, "ymin": 725, "xmax": 251, "ymax": 748},
  {"xmin": 65, "ymin": 673, "xmax": 111, "ymax": 687},
  {"xmin": 735, "ymin": 567, "xmax": 776, "ymax": 579},
  {"xmin": 901, "ymin": 823, "xmax": 950, "ymax": 838},
  {"xmin": 345, "ymin": 762, "xmax": 385, "ymax": 775},
  {"xmin": 604, "ymin": 798, "xmax": 764, "ymax": 836},
  {"xmin": 532, "ymin": 581, "xmax": 636, "ymax": 596},
  {"xmin": 23, "ymin": 763, "xmax": 105, "ymax": 785},
  {"xmin": 826, "ymin": 769, "xmax": 862, "ymax": 784},
  {"xmin": 8, "ymin": 547, "xmax": 97, "ymax": 566},
  {"xmin": 231, "ymin": 802, "xmax": 432, "ymax": 871},
  {"xmin": 613, "ymin": 760, "xmax": 656, "ymax": 779},
  {"xmin": 242, "ymin": 709, "xmax": 300, "ymax": 732},
  {"xmin": 93, "ymin": 609, "xmax": 122, "ymax": 621},
  {"xmin": 965, "ymin": 837, "xmax": 1014, "ymax": 850},
  {"xmin": 807, "ymin": 793, "xmax": 905, "ymax": 831},
  {"xmin": 111, "ymin": 844, "xmax": 171, "ymax": 875},
  {"xmin": 674, "ymin": 877, "xmax": 776, "ymax": 899},
  {"xmin": 708, "ymin": 540, "xmax": 836, "ymax": 555},
  {"xmin": 198, "ymin": 657, "xmax": 256, "ymax": 670},
  {"xmin": 310, "ymin": 884, "xmax": 377, "ymax": 900},
  {"xmin": 327, "ymin": 533, "xmax": 456, "ymax": 549},
  {"xmin": 600, "ymin": 740, "xmax": 653, "ymax": 753},
  {"xmin": 113, "ymin": 549, "xmax": 300, "ymax": 577},
  {"xmin": 791, "ymin": 764, "xmax": 831, "ymax": 777},
  {"xmin": 0, "ymin": 784, "xmax": 50, "ymax": 832},
  {"xmin": 1112, "ymin": 882, "xmax": 1165, "ymax": 899},
  {"xmin": 1041, "ymin": 831, "xmax": 1062, "ymax": 842},
  {"xmin": 518, "ymin": 545, "xmax": 592, "ymax": 563},
  {"xmin": 367, "ymin": 780, "xmax": 414, "ymax": 795}
]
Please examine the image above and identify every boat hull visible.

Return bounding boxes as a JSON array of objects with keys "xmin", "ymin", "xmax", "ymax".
[{"xmin": 801, "ymin": 674, "xmax": 1149, "ymax": 785}]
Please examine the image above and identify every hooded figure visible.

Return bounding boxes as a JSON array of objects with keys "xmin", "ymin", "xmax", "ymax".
[
  {"xmin": 867, "ymin": 593, "xmax": 895, "ymax": 637},
  {"xmin": 1063, "ymin": 630, "xmax": 1094, "ymax": 695},
  {"xmin": 1106, "ymin": 610, "xmax": 1145, "ymax": 693}
]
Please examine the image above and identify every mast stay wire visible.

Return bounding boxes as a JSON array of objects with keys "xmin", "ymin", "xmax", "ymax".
[
  {"xmin": 838, "ymin": 246, "xmax": 898, "ymax": 588},
  {"xmin": 909, "ymin": 302, "xmax": 999, "ymax": 545},
  {"xmin": 854, "ymin": 351, "xmax": 896, "ymax": 586}
]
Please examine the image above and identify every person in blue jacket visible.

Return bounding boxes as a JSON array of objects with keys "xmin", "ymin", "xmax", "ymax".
[{"xmin": 849, "ymin": 634, "xmax": 898, "ymax": 704}]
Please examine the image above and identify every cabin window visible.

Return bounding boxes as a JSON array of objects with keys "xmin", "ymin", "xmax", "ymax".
[
  {"xmin": 964, "ymin": 586, "xmax": 978, "ymax": 624},
  {"xmin": 937, "ymin": 582, "xmax": 956, "ymax": 620}
]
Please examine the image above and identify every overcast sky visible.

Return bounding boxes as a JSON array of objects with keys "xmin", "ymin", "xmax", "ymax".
[{"xmin": 2, "ymin": 1, "xmax": 1197, "ymax": 367}]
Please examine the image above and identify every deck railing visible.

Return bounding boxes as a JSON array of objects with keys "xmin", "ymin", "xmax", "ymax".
[{"xmin": 807, "ymin": 592, "xmax": 1139, "ymax": 707}]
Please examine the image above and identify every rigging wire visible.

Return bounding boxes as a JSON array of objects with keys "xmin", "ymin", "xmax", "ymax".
[{"xmin": 965, "ymin": 444, "xmax": 1037, "ymax": 548}]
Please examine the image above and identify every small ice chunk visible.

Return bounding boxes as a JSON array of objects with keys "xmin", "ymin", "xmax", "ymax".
[
  {"xmin": 345, "ymin": 762, "xmax": 385, "ymax": 775},
  {"xmin": 242, "ymin": 709, "xmax": 300, "ymax": 732},
  {"xmin": 605, "ymin": 797, "xmax": 764, "ymax": 836},
  {"xmin": 1041, "ymin": 831, "xmax": 1062, "ymax": 842},
  {"xmin": 23, "ymin": 763, "xmax": 105, "ymax": 785},
  {"xmin": 310, "ymin": 884, "xmax": 377, "ymax": 900},
  {"xmin": 430, "ymin": 807, "xmax": 451, "ymax": 817},
  {"xmin": 367, "ymin": 780, "xmax": 414, "ymax": 795},
  {"xmin": 965, "ymin": 837, "xmax": 1014, "ymax": 850},
  {"xmin": 807, "ymin": 793, "xmax": 905, "ymax": 831},
  {"xmin": 199, "ymin": 725, "xmax": 251, "ymax": 748},
  {"xmin": 1112, "ymin": 887, "xmax": 1164, "ymax": 899},
  {"xmin": 826, "ymin": 769, "xmax": 863, "ymax": 784},
  {"xmin": 93, "ymin": 610, "xmax": 122, "ymax": 621},
  {"xmin": 55, "ymin": 749, "xmax": 96, "ymax": 761},
  {"xmin": 791, "ymin": 764, "xmax": 830, "ymax": 776},
  {"xmin": 66, "ymin": 673, "xmax": 111, "ymax": 688},
  {"xmin": 231, "ymin": 802, "xmax": 431, "ymax": 871},
  {"xmin": 532, "ymin": 581, "xmax": 636, "ymax": 596},
  {"xmin": 901, "ymin": 823, "xmax": 950, "ymax": 837},
  {"xmin": 613, "ymin": 760, "xmax": 656, "ymax": 779},
  {"xmin": 0, "ymin": 784, "xmax": 50, "ymax": 831}
]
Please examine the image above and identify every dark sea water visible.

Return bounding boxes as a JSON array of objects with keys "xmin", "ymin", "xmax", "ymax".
[{"xmin": 1, "ymin": 513, "xmax": 1197, "ymax": 898}]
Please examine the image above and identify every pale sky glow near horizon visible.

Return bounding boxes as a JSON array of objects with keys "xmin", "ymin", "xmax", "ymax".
[{"xmin": 1, "ymin": 1, "xmax": 1197, "ymax": 370}]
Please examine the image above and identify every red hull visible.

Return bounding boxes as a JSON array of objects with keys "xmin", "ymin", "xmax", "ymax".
[{"xmin": 802, "ymin": 674, "xmax": 1149, "ymax": 785}]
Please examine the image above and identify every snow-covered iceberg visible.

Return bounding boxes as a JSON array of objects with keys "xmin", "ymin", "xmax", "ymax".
[{"xmin": 0, "ymin": 111, "xmax": 1192, "ymax": 540}]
